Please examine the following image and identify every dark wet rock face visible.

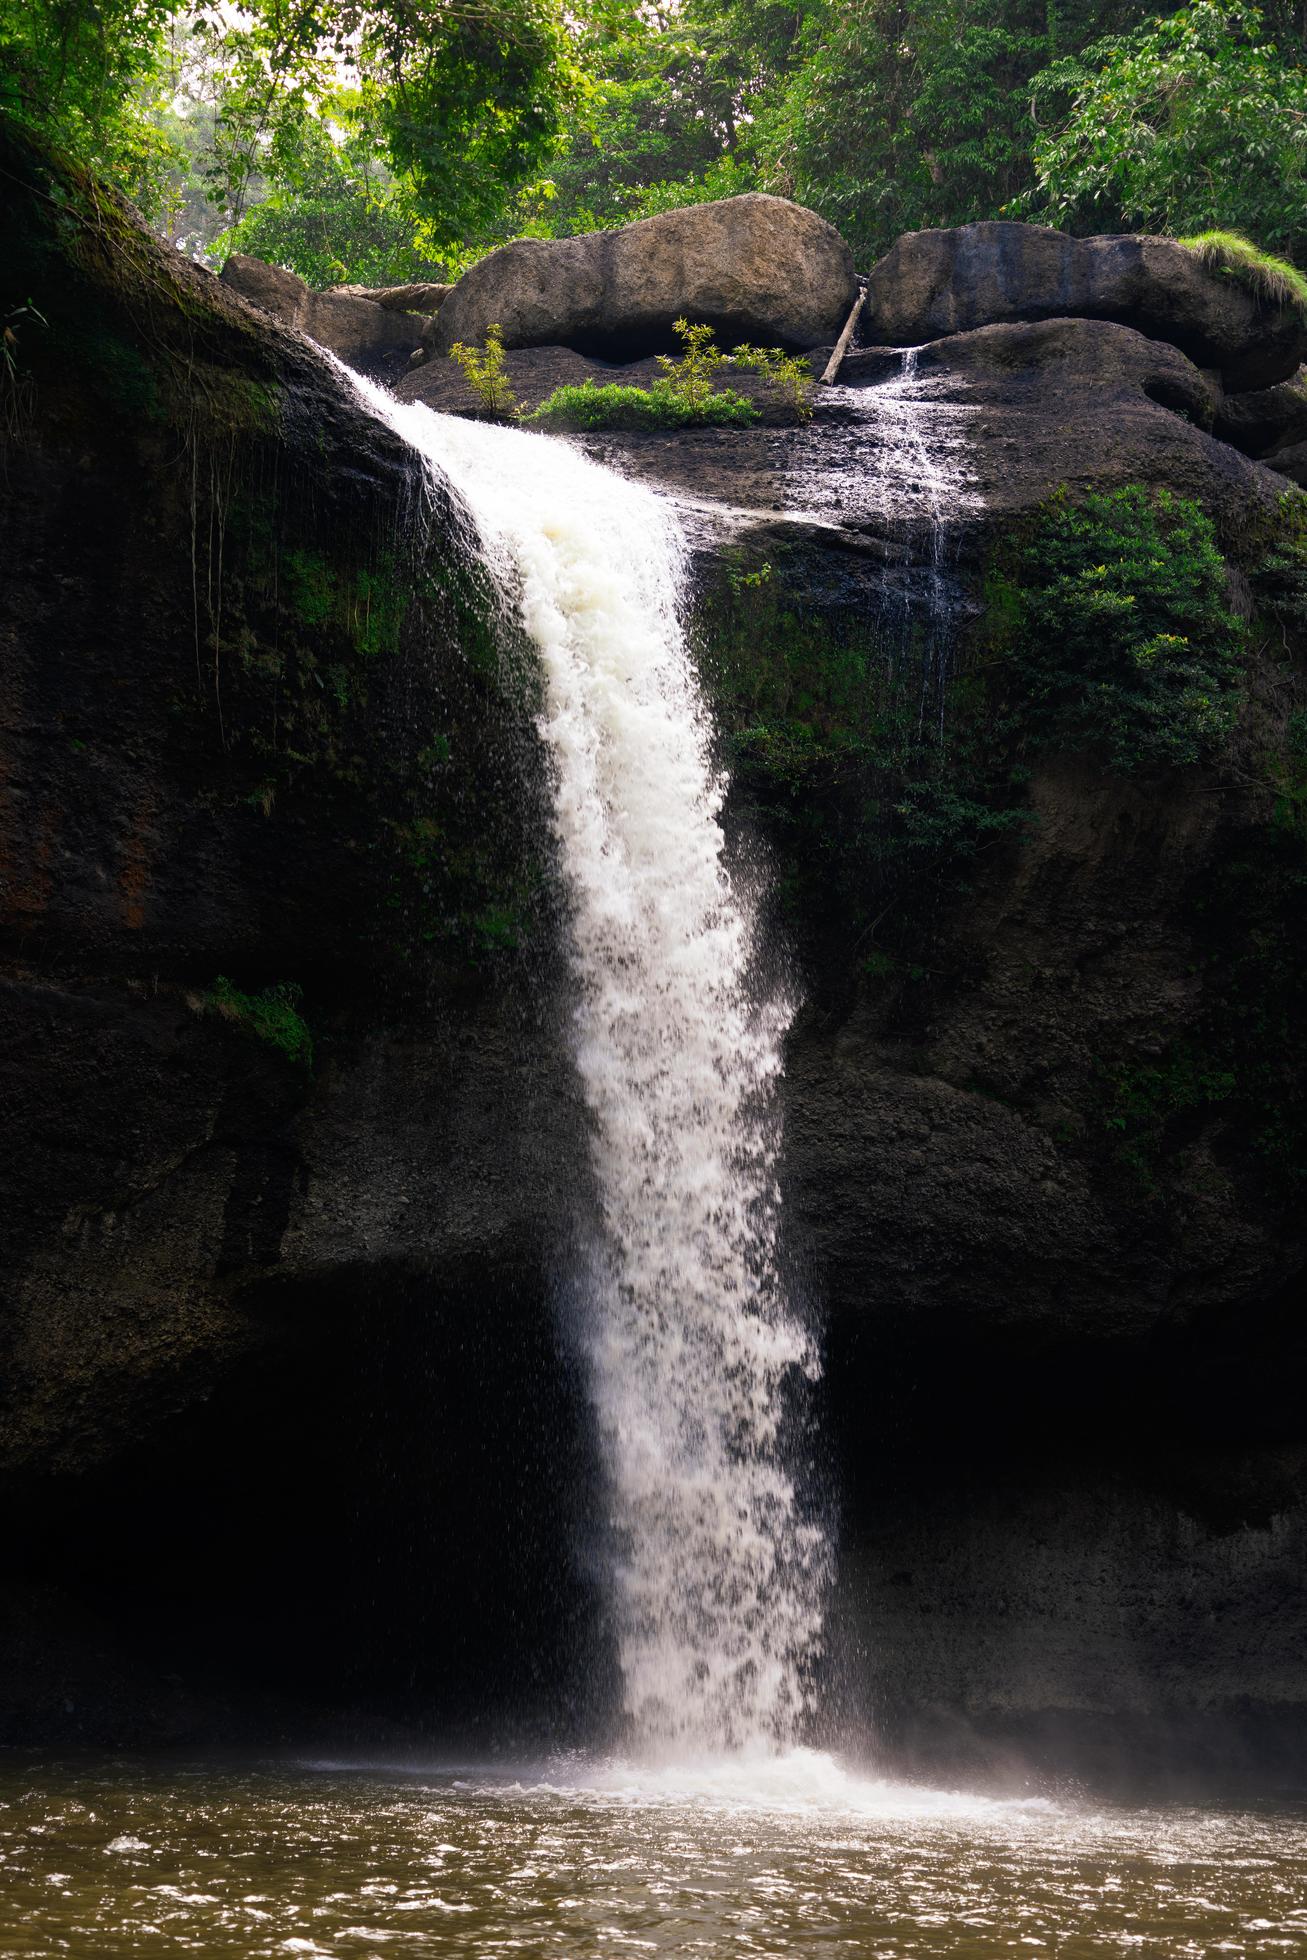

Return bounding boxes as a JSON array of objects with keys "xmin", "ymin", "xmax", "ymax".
[
  {"xmin": 3, "ymin": 136, "xmax": 1306, "ymax": 1777},
  {"xmin": 1213, "ymin": 366, "xmax": 1307, "ymax": 459},
  {"xmin": 434, "ymin": 193, "xmax": 858, "ymax": 358},
  {"xmin": 0, "ymin": 130, "xmax": 598, "ymax": 1742},
  {"xmin": 865, "ymin": 221, "xmax": 1307, "ymax": 392}
]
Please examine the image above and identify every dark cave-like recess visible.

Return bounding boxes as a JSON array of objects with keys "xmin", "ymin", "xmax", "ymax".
[{"xmin": 4, "ymin": 1264, "xmax": 617, "ymax": 1746}]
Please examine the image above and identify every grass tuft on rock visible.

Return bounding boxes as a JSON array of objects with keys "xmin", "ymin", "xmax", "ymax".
[
  {"xmin": 1178, "ymin": 230, "xmax": 1307, "ymax": 318},
  {"xmin": 528, "ymin": 378, "xmax": 759, "ymax": 430}
]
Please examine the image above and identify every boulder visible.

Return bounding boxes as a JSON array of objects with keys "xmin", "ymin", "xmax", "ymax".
[
  {"xmin": 220, "ymin": 253, "xmax": 433, "ymax": 383},
  {"xmin": 435, "ymin": 194, "xmax": 857, "ymax": 359},
  {"xmin": 330, "ymin": 281, "xmax": 451, "ymax": 314},
  {"xmin": 1265, "ymin": 439, "xmax": 1307, "ymax": 488},
  {"xmin": 1213, "ymin": 368, "xmax": 1307, "ymax": 458},
  {"xmin": 864, "ymin": 221, "xmax": 1307, "ymax": 393}
]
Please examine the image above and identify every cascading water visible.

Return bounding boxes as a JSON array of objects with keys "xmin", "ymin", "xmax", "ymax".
[{"xmin": 341, "ymin": 366, "xmax": 827, "ymax": 1757}]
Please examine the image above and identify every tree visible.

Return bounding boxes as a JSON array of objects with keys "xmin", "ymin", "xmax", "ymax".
[
  {"xmin": 0, "ymin": 0, "xmax": 587, "ymax": 276},
  {"xmin": 1028, "ymin": 1, "xmax": 1307, "ymax": 257},
  {"xmin": 764, "ymin": 3, "xmax": 1050, "ymax": 261},
  {"xmin": 223, "ymin": 92, "xmax": 446, "ymax": 284},
  {"xmin": 0, "ymin": 0, "xmax": 187, "ymax": 218}
]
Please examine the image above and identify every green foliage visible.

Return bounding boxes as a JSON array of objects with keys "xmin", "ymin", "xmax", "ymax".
[
  {"xmin": 1029, "ymin": 3, "xmax": 1307, "ymax": 258},
  {"xmin": 770, "ymin": 10, "xmax": 1052, "ymax": 264},
  {"xmin": 527, "ymin": 324, "xmax": 811, "ymax": 429},
  {"xmin": 219, "ymin": 96, "xmax": 447, "ymax": 286},
  {"xmin": 207, "ymin": 977, "xmax": 313, "ymax": 1069},
  {"xmin": 1250, "ymin": 493, "xmax": 1307, "ymax": 644},
  {"xmin": 528, "ymin": 378, "xmax": 758, "ymax": 429},
  {"xmin": 14, "ymin": 0, "xmax": 1307, "ymax": 288},
  {"xmin": 530, "ymin": 320, "xmax": 817, "ymax": 430},
  {"xmin": 729, "ymin": 344, "xmax": 815, "ymax": 420},
  {"xmin": 0, "ymin": 0, "xmax": 586, "ymax": 276},
  {"xmin": 502, "ymin": 3, "xmax": 781, "ymax": 237},
  {"xmin": 1178, "ymin": 229, "xmax": 1307, "ymax": 318},
  {"xmin": 0, "ymin": 0, "xmax": 186, "ymax": 221},
  {"xmin": 991, "ymin": 487, "xmax": 1245, "ymax": 770},
  {"xmin": 656, "ymin": 317, "xmax": 730, "ymax": 412},
  {"xmin": 282, "ymin": 548, "xmax": 407, "ymax": 657},
  {"xmin": 697, "ymin": 540, "xmax": 1030, "ymax": 957},
  {"xmin": 1099, "ymin": 1045, "xmax": 1239, "ymax": 1186},
  {"xmin": 1268, "ymin": 709, "xmax": 1307, "ymax": 839},
  {"xmin": 449, "ymin": 324, "xmax": 520, "ymax": 420}
]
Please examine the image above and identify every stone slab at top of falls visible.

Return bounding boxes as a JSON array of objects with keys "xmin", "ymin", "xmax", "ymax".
[
  {"xmin": 863, "ymin": 220, "xmax": 1307, "ymax": 393},
  {"xmin": 394, "ymin": 314, "xmax": 1286, "ymax": 541}
]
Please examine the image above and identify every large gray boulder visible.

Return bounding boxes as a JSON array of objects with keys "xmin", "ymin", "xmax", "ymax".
[
  {"xmin": 220, "ymin": 254, "xmax": 433, "ymax": 382},
  {"xmin": 864, "ymin": 221, "xmax": 1307, "ymax": 392},
  {"xmin": 435, "ymin": 194, "xmax": 858, "ymax": 358}
]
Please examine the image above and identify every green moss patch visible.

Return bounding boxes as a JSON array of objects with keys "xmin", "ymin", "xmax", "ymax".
[{"xmin": 206, "ymin": 977, "xmax": 314, "ymax": 1069}]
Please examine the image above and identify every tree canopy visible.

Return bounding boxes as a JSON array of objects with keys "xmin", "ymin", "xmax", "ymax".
[{"xmin": 2, "ymin": 0, "xmax": 1305, "ymax": 281}]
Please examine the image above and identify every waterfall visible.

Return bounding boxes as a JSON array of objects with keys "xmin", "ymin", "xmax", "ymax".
[{"xmin": 340, "ymin": 368, "xmax": 827, "ymax": 1757}]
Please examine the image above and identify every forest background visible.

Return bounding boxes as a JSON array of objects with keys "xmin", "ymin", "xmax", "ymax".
[{"xmin": 3, "ymin": 0, "xmax": 1306, "ymax": 288}]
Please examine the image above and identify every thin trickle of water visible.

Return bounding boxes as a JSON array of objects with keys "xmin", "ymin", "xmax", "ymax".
[
  {"xmin": 784, "ymin": 347, "xmax": 978, "ymax": 729},
  {"xmin": 339, "ymin": 366, "xmax": 827, "ymax": 1757},
  {"xmin": 863, "ymin": 347, "xmax": 969, "ymax": 730}
]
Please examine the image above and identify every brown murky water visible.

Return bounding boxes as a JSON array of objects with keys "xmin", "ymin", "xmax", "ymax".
[{"xmin": 1, "ymin": 1750, "xmax": 1304, "ymax": 1957}]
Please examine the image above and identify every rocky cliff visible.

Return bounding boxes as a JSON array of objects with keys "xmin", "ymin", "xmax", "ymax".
[{"xmin": 2, "ymin": 137, "xmax": 1305, "ymax": 1782}]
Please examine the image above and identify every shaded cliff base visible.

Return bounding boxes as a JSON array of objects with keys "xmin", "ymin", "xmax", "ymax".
[{"xmin": 3, "ymin": 1267, "xmax": 1305, "ymax": 1801}]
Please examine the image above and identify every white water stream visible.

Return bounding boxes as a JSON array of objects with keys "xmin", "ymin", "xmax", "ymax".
[{"xmin": 342, "ymin": 369, "xmax": 827, "ymax": 1756}]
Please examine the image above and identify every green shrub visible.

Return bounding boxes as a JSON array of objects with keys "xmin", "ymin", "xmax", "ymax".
[
  {"xmin": 529, "ymin": 377, "xmax": 758, "ymax": 431},
  {"xmin": 729, "ymin": 344, "xmax": 816, "ymax": 422},
  {"xmin": 448, "ymin": 323, "xmax": 519, "ymax": 419},
  {"xmin": 531, "ymin": 318, "xmax": 765, "ymax": 430},
  {"xmin": 993, "ymin": 486, "xmax": 1245, "ymax": 770},
  {"xmin": 528, "ymin": 319, "xmax": 815, "ymax": 432},
  {"xmin": 656, "ymin": 316, "xmax": 728, "ymax": 412},
  {"xmin": 207, "ymin": 976, "xmax": 314, "ymax": 1069},
  {"xmin": 1178, "ymin": 230, "xmax": 1307, "ymax": 318}
]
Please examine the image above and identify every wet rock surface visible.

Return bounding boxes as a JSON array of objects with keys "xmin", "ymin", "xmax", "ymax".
[{"xmin": 553, "ymin": 316, "xmax": 1279, "ymax": 543}]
